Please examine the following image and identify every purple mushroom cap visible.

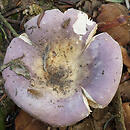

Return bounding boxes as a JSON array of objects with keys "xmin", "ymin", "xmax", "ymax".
[{"xmin": 2, "ymin": 8, "xmax": 123, "ymax": 126}]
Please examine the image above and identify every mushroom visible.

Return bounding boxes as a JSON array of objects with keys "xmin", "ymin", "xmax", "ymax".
[{"xmin": 2, "ymin": 8, "xmax": 123, "ymax": 126}]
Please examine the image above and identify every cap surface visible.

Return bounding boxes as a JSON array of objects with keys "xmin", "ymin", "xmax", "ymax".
[{"xmin": 2, "ymin": 8, "xmax": 122, "ymax": 126}]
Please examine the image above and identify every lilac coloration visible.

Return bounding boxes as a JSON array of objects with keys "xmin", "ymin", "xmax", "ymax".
[
  {"xmin": 81, "ymin": 33, "xmax": 123, "ymax": 108},
  {"xmin": 2, "ymin": 8, "xmax": 123, "ymax": 126}
]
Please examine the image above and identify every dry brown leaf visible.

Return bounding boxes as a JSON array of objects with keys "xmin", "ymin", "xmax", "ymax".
[
  {"xmin": 123, "ymin": 102, "xmax": 130, "ymax": 130},
  {"xmin": 119, "ymin": 80, "xmax": 130, "ymax": 102},
  {"xmin": 96, "ymin": 3, "xmax": 130, "ymax": 46},
  {"xmin": 121, "ymin": 47, "xmax": 130, "ymax": 68},
  {"xmin": 15, "ymin": 110, "xmax": 48, "ymax": 130},
  {"xmin": 121, "ymin": 72, "xmax": 130, "ymax": 83}
]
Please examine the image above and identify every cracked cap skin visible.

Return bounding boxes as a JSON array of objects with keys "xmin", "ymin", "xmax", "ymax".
[{"xmin": 2, "ymin": 8, "xmax": 123, "ymax": 126}]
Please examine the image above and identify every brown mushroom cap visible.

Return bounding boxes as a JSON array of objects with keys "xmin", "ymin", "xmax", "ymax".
[{"xmin": 2, "ymin": 8, "xmax": 123, "ymax": 126}]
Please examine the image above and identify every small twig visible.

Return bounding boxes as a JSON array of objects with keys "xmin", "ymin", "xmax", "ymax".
[
  {"xmin": 20, "ymin": 15, "xmax": 28, "ymax": 30},
  {"xmin": 0, "ymin": 94, "xmax": 7, "ymax": 103},
  {"xmin": 37, "ymin": 11, "xmax": 45, "ymax": 28},
  {"xmin": 6, "ymin": 18, "xmax": 21, "ymax": 24},
  {"xmin": 57, "ymin": 0, "xmax": 76, "ymax": 5},
  {"xmin": 3, "ymin": 7, "xmax": 25, "ymax": 18},
  {"xmin": 76, "ymin": 0, "xmax": 85, "ymax": 8},
  {"xmin": 0, "ymin": 25, "xmax": 7, "ymax": 40},
  {"xmin": 0, "ymin": 12, "xmax": 19, "ymax": 37},
  {"xmin": 103, "ymin": 115, "xmax": 118, "ymax": 130},
  {"xmin": 16, "ymin": 0, "xmax": 22, "ymax": 6},
  {"xmin": 57, "ymin": 5, "xmax": 73, "ymax": 9}
]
